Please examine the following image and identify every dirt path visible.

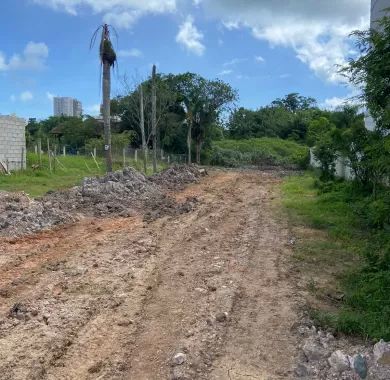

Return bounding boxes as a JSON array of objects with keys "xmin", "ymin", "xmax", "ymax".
[{"xmin": 0, "ymin": 169, "xmax": 301, "ymax": 380}]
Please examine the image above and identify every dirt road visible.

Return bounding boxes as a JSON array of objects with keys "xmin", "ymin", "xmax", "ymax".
[{"xmin": 0, "ymin": 169, "xmax": 301, "ymax": 379}]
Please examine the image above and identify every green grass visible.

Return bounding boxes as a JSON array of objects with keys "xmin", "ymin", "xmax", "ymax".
[
  {"xmin": 210, "ymin": 137, "xmax": 309, "ymax": 168},
  {"xmin": 282, "ymin": 173, "xmax": 390, "ymax": 341},
  {"xmin": 0, "ymin": 153, "xmax": 165, "ymax": 197}
]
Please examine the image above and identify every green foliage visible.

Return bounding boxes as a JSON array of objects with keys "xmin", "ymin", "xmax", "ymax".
[
  {"xmin": 342, "ymin": 17, "xmax": 390, "ymax": 132},
  {"xmin": 85, "ymin": 131, "xmax": 136, "ymax": 153},
  {"xmin": 283, "ymin": 173, "xmax": 390, "ymax": 340},
  {"xmin": 210, "ymin": 138, "xmax": 309, "ymax": 168},
  {"xmin": 0, "ymin": 153, "xmax": 105, "ymax": 197},
  {"xmin": 307, "ymin": 117, "xmax": 335, "ymax": 147}
]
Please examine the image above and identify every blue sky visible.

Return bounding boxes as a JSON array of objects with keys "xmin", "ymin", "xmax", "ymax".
[{"xmin": 0, "ymin": 0, "xmax": 370, "ymax": 119}]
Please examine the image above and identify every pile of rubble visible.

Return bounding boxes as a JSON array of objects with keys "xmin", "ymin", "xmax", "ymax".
[
  {"xmin": 295, "ymin": 318, "xmax": 390, "ymax": 379},
  {"xmin": 150, "ymin": 164, "xmax": 205, "ymax": 190},
  {"xmin": 0, "ymin": 192, "xmax": 76, "ymax": 237},
  {"xmin": 0, "ymin": 165, "xmax": 203, "ymax": 237}
]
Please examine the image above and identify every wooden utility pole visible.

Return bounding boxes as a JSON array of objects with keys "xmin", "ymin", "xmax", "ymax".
[
  {"xmin": 151, "ymin": 64, "xmax": 157, "ymax": 173},
  {"xmin": 139, "ymin": 84, "xmax": 147, "ymax": 173}
]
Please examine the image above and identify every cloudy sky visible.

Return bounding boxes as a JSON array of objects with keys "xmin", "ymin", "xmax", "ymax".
[{"xmin": 0, "ymin": 0, "xmax": 370, "ymax": 119}]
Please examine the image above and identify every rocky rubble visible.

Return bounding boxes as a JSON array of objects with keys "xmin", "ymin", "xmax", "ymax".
[
  {"xmin": 295, "ymin": 318, "xmax": 390, "ymax": 379},
  {"xmin": 150, "ymin": 164, "xmax": 204, "ymax": 190},
  {"xmin": 0, "ymin": 165, "xmax": 203, "ymax": 237}
]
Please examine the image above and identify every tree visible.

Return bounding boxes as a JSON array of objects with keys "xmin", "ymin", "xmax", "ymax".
[
  {"xmin": 91, "ymin": 24, "xmax": 117, "ymax": 173},
  {"xmin": 151, "ymin": 65, "xmax": 157, "ymax": 172},
  {"xmin": 271, "ymin": 93, "xmax": 316, "ymax": 113},
  {"xmin": 192, "ymin": 79, "xmax": 237, "ymax": 163},
  {"xmin": 174, "ymin": 73, "xmax": 237, "ymax": 164}
]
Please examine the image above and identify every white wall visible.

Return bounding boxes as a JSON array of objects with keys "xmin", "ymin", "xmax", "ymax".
[
  {"xmin": 0, "ymin": 115, "xmax": 27, "ymax": 171},
  {"xmin": 310, "ymin": 149, "xmax": 355, "ymax": 180}
]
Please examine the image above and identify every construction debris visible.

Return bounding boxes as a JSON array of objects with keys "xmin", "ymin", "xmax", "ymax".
[{"xmin": 0, "ymin": 165, "xmax": 202, "ymax": 237}]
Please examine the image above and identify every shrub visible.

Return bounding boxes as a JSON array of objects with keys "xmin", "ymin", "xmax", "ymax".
[{"xmin": 211, "ymin": 137, "xmax": 310, "ymax": 168}]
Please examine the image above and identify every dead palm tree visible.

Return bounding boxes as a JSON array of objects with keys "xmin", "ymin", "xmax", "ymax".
[{"xmin": 90, "ymin": 24, "xmax": 117, "ymax": 173}]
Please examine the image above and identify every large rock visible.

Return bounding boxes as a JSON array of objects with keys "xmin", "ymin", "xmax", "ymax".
[
  {"xmin": 374, "ymin": 340, "xmax": 390, "ymax": 366},
  {"xmin": 352, "ymin": 354, "xmax": 368, "ymax": 379},
  {"xmin": 303, "ymin": 338, "xmax": 327, "ymax": 361},
  {"xmin": 328, "ymin": 350, "xmax": 350, "ymax": 372}
]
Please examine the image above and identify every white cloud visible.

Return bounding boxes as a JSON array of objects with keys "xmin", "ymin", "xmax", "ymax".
[
  {"xmin": 218, "ymin": 69, "xmax": 233, "ymax": 76},
  {"xmin": 34, "ymin": 0, "xmax": 177, "ymax": 28},
  {"xmin": 20, "ymin": 91, "xmax": 34, "ymax": 102},
  {"xmin": 200, "ymin": 0, "xmax": 369, "ymax": 83},
  {"xmin": 176, "ymin": 16, "xmax": 205, "ymax": 56},
  {"xmin": 103, "ymin": 10, "xmax": 142, "ymax": 28},
  {"xmin": 0, "ymin": 42, "xmax": 49, "ymax": 71},
  {"xmin": 118, "ymin": 48, "xmax": 143, "ymax": 58},
  {"xmin": 46, "ymin": 92, "xmax": 55, "ymax": 101},
  {"xmin": 85, "ymin": 104, "xmax": 101, "ymax": 115},
  {"xmin": 279, "ymin": 73, "xmax": 291, "ymax": 79},
  {"xmin": 321, "ymin": 93, "xmax": 361, "ymax": 110},
  {"xmin": 255, "ymin": 55, "xmax": 265, "ymax": 63},
  {"xmin": 223, "ymin": 58, "xmax": 247, "ymax": 66}
]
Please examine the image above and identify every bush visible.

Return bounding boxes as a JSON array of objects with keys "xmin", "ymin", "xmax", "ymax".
[
  {"xmin": 209, "ymin": 147, "xmax": 245, "ymax": 167},
  {"xmin": 211, "ymin": 138, "xmax": 310, "ymax": 168}
]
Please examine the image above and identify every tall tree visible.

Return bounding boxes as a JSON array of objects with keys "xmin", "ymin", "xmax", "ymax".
[
  {"xmin": 91, "ymin": 24, "xmax": 117, "ymax": 172},
  {"xmin": 151, "ymin": 65, "xmax": 157, "ymax": 172}
]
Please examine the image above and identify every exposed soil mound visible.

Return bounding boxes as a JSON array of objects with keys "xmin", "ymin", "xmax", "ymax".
[
  {"xmin": 0, "ymin": 165, "xmax": 202, "ymax": 237},
  {"xmin": 150, "ymin": 164, "xmax": 203, "ymax": 190}
]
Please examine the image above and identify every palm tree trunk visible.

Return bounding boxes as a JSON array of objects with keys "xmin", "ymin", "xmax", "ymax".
[
  {"xmin": 139, "ymin": 84, "xmax": 147, "ymax": 173},
  {"xmin": 151, "ymin": 65, "xmax": 157, "ymax": 173},
  {"xmin": 103, "ymin": 61, "xmax": 112, "ymax": 172}
]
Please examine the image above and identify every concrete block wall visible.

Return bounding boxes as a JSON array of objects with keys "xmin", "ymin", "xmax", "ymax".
[
  {"xmin": 0, "ymin": 115, "xmax": 27, "ymax": 171},
  {"xmin": 310, "ymin": 148, "xmax": 355, "ymax": 180}
]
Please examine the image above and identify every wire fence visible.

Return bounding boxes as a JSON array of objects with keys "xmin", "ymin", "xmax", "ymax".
[{"xmin": 1, "ymin": 143, "xmax": 187, "ymax": 173}]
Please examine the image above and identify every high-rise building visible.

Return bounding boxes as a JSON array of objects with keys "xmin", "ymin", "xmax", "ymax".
[{"xmin": 53, "ymin": 97, "xmax": 83, "ymax": 117}]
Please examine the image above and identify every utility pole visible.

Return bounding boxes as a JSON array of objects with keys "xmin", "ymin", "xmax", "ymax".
[
  {"xmin": 151, "ymin": 64, "xmax": 157, "ymax": 173},
  {"xmin": 139, "ymin": 84, "xmax": 147, "ymax": 173}
]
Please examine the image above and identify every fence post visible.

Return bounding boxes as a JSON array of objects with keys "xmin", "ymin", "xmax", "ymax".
[
  {"xmin": 53, "ymin": 146, "xmax": 57, "ymax": 172},
  {"xmin": 135, "ymin": 149, "xmax": 138, "ymax": 162},
  {"xmin": 123, "ymin": 147, "xmax": 126, "ymax": 168},
  {"xmin": 63, "ymin": 146, "xmax": 66, "ymax": 156},
  {"xmin": 38, "ymin": 139, "xmax": 42, "ymax": 167},
  {"xmin": 34, "ymin": 145, "xmax": 37, "ymax": 154},
  {"xmin": 168, "ymin": 155, "xmax": 170, "ymax": 165},
  {"xmin": 47, "ymin": 138, "xmax": 52, "ymax": 172},
  {"xmin": 93, "ymin": 147, "xmax": 97, "ymax": 159},
  {"xmin": 21, "ymin": 147, "xmax": 24, "ymax": 170},
  {"xmin": 161, "ymin": 149, "xmax": 164, "ymax": 159},
  {"xmin": 6, "ymin": 158, "xmax": 9, "ymax": 172}
]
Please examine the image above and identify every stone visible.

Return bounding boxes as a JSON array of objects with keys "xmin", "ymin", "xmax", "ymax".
[
  {"xmin": 328, "ymin": 350, "xmax": 350, "ymax": 372},
  {"xmin": 295, "ymin": 363, "xmax": 309, "ymax": 377},
  {"xmin": 352, "ymin": 354, "xmax": 368, "ymax": 379},
  {"xmin": 172, "ymin": 353, "xmax": 186, "ymax": 366},
  {"xmin": 374, "ymin": 340, "xmax": 390, "ymax": 366},
  {"xmin": 303, "ymin": 338, "xmax": 327, "ymax": 361},
  {"xmin": 215, "ymin": 312, "xmax": 228, "ymax": 322}
]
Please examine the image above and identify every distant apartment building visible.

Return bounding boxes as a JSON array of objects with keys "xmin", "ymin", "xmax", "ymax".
[{"xmin": 53, "ymin": 97, "xmax": 83, "ymax": 117}]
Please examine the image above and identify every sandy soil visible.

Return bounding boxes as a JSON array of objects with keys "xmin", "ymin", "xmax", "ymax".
[{"xmin": 0, "ymin": 169, "xmax": 301, "ymax": 380}]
